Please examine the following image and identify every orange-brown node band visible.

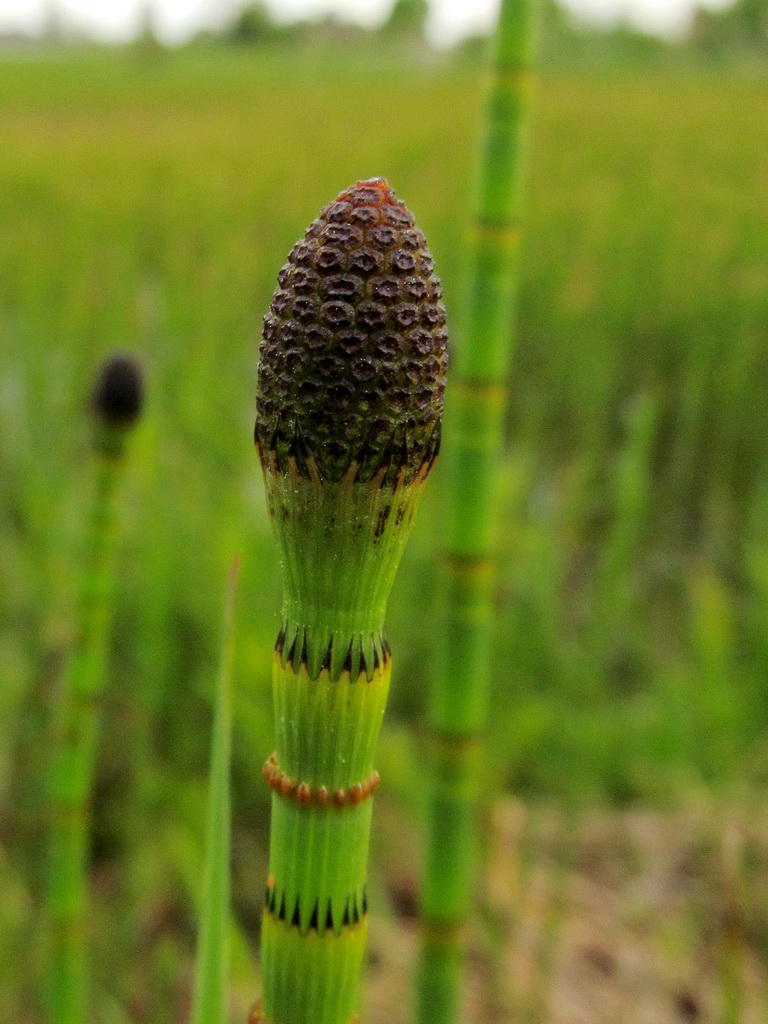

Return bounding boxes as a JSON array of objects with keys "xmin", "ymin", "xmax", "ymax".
[
  {"xmin": 348, "ymin": 783, "xmax": 363, "ymax": 806},
  {"xmin": 280, "ymin": 775, "xmax": 296, "ymax": 797},
  {"xmin": 262, "ymin": 753, "xmax": 381, "ymax": 809}
]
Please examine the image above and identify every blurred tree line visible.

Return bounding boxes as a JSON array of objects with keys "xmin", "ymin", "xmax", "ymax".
[
  {"xmin": 215, "ymin": 0, "xmax": 768, "ymax": 68},
  {"xmin": 544, "ymin": 0, "xmax": 767, "ymax": 65},
  {"xmin": 221, "ymin": 0, "xmax": 429, "ymax": 50},
  {"xmin": 0, "ymin": 0, "xmax": 766, "ymax": 70},
  {"xmin": 690, "ymin": 0, "xmax": 768, "ymax": 61},
  {"xmin": 188, "ymin": 0, "xmax": 768, "ymax": 71}
]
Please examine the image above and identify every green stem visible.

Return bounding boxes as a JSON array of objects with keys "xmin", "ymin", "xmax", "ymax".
[
  {"xmin": 257, "ymin": 472, "xmax": 425, "ymax": 1024},
  {"xmin": 259, "ymin": 656, "xmax": 387, "ymax": 1024},
  {"xmin": 191, "ymin": 556, "xmax": 239, "ymax": 1024},
  {"xmin": 44, "ymin": 402, "xmax": 138, "ymax": 1024},
  {"xmin": 417, "ymin": 3, "xmax": 537, "ymax": 1022}
]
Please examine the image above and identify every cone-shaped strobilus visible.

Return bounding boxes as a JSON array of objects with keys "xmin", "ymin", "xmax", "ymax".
[
  {"xmin": 253, "ymin": 179, "xmax": 447, "ymax": 1024},
  {"xmin": 46, "ymin": 355, "xmax": 144, "ymax": 1024}
]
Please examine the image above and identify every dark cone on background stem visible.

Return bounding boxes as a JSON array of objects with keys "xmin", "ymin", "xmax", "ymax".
[
  {"xmin": 255, "ymin": 178, "xmax": 447, "ymax": 484},
  {"xmin": 92, "ymin": 354, "xmax": 144, "ymax": 428}
]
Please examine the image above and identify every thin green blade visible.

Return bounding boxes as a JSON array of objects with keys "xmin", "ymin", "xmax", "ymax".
[{"xmin": 191, "ymin": 555, "xmax": 239, "ymax": 1024}]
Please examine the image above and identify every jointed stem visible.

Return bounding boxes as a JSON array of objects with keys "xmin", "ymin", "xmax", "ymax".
[
  {"xmin": 417, "ymin": 2, "xmax": 538, "ymax": 1021},
  {"xmin": 257, "ymin": 472, "xmax": 411, "ymax": 1024},
  {"xmin": 44, "ymin": 355, "xmax": 142, "ymax": 1024},
  {"xmin": 45, "ymin": 452, "xmax": 125, "ymax": 1024},
  {"xmin": 259, "ymin": 646, "xmax": 390, "ymax": 1024}
]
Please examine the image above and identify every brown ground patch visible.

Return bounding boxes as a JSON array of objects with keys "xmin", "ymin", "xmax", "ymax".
[{"xmin": 364, "ymin": 796, "xmax": 768, "ymax": 1024}]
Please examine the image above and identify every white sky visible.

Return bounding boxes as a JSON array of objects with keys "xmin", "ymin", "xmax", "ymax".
[{"xmin": 0, "ymin": 0, "xmax": 736, "ymax": 46}]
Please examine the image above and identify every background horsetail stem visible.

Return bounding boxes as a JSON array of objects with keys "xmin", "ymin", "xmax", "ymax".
[
  {"xmin": 417, "ymin": 2, "xmax": 538, "ymax": 1022},
  {"xmin": 253, "ymin": 179, "xmax": 447, "ymax": 1024},
  {"xmin": 191, "ymin": 556, "xmax": 239, "ymax": 1024},
  {"xmin": 44, "ymin": 355, "xmax": 143, "ymax": 1024}
]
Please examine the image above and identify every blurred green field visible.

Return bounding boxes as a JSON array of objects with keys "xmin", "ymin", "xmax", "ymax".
[{"xmin": 1, "ymin": 48, "xmax": 767, "ymax": 1019}]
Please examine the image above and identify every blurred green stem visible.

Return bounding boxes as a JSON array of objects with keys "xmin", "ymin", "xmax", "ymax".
[
  {"xmin": 191, "ymin": 556, "xmax": 239, "ymax": 1024},
  {"xmin": 44, "ymin": 428, "xmax": 132, "ymax": 1024},
  {"xmin": 417, "ymin": 2, "xmax": 537, "ymax": 1021}
]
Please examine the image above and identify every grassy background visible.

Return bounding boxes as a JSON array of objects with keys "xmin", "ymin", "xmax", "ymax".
[{"xmin": 1, "ymin": 48, "xmax": 767, "ymax": 1019}]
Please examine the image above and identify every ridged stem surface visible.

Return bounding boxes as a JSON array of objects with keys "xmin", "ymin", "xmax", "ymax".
[
  {"xmin": 258, "ymin": 471, "xmax": 426, "ymax": 1024},
  {"xmin": 417, "ymin": 3, "xmax": 537, "ymax": 1022}
]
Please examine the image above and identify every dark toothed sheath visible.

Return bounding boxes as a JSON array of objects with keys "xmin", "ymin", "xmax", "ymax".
[{"xmin": 253, "ymin": 179, "xmax": 446, "ymax": 1024}]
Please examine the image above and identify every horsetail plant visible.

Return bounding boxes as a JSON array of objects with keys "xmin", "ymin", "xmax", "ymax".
[
  {"xmin": 45, "ymin": 354, "xmax": 144, "ymax": 1024},
  {"xmin": 417, "ymin": 1, "xmax": 538, "ymax": 1022},
  {"xmin": 253, "ymin": 178, "xmax": 447, "ymax": 1024}
]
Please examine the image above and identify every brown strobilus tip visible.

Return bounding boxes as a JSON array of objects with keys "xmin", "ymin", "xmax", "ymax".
[
  {"xmin": 255, "ymin": 177, "xmax": 447, "ymax": 485},
  {"xmin": 92, "ymin": 353, "xmax": 144, "ymax": 429}
]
